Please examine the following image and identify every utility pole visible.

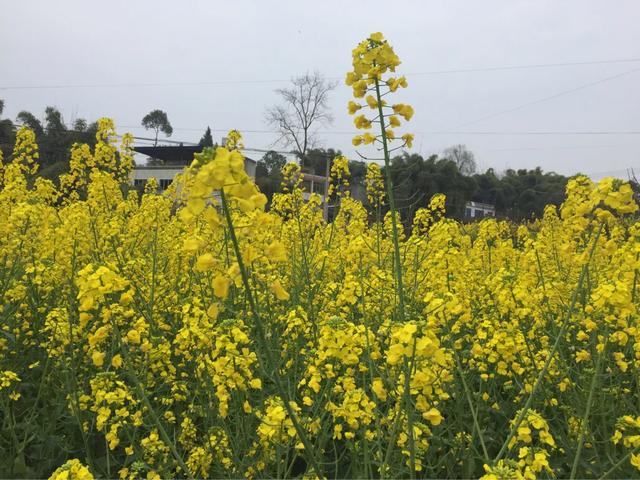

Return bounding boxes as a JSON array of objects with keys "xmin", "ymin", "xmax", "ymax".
[{"xmin": 323, "ymin": 155, "xmax": 331, "ymax": 221}]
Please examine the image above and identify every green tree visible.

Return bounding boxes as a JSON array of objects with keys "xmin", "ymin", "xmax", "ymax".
[
  {"xmin": 16, "ymin": 111, "xmax": 44, "ymax": 137},
  {"xmin": 141, "ymin": 109, "xmax": 173, "ymax": 146},
  {"xmin": 301, "ymin": 148, "xmax": 337, "ymax": 176},
  {"xmin": 40, "ymin": 107, "xmax": 69, "ymax": 169},
  {"xmin": 472, "ymin": 167, "xmax": 568, "ymax": 220},
  {"xmin": 386, "ymin": 152, "xmax": 477, "ymax": 226},
  {"xmin": 255, "ymin": 150, "xmax": 287, "ymax": 206},
  {"xmin": 0, "ymin": 99, "xmax": 15, "ymax": 159},
  {"xmin": 260, "ymin": 150, "xmax": 287, "ymax": 175},
  {"xmin": 199, "ymin": 126, "xmax": 214, "ymax": 147},
  {"xmin": 12, "ymin": 106, "xmax": 99, "ymax": 183}
]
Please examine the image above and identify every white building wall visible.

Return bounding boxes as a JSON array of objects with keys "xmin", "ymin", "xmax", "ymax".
[{"xmin": 132, "ymin": 159, "xmax": 258, "ymax": 192}]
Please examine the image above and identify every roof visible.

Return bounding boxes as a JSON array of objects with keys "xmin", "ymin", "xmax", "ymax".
[
  {"xmin": 133, "ymin": 145, "xmax": 256, "ymax": 165},
  {"xmin": 466, "ymin": 201, "xmax": 495, "ymax": 209},
  {"xmin": 301, "ymin": 172, "xmax": 328, "ymax": 183}
]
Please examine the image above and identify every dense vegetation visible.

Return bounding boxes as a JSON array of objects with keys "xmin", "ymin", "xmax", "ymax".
[
  {"xmin": 256, "ymin": 148, "xmax": 574, "ymax": 223},
  {"xmin": 2, "ymin": 33, "xmax": 640, "ymax": 480}
]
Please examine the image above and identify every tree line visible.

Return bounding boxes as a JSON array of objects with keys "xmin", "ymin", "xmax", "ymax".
[
  {"xmin": 0, "ymin": 100, "xmax": 99, "ymax": 182},
  {"xmin": 0, "ymin": 96, "xmax": 581, "ymax": 223},
  {"xmin": 254, "ymin": 146, "xmax": 576, "ymax": 224}
]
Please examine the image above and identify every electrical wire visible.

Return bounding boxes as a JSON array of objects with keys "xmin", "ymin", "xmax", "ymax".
[
  {"xmin": 117, "ymin": 125, "xmax": 640, "ymax": 136},
  {"xmin": 2, "ymin": 57, "xmax": 640, "ymax": 90},
  {"xmin": 453, "ymin": 66, "xmax": 640, "ymax": 129}
]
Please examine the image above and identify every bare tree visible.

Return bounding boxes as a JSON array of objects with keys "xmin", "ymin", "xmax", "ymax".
[
  {"xmin": 443, "ymin": 144, "xmax": 477, "ymax": 176},
  {"xmin": 265, "ymin": 72, "xmax": 337, "ymax": 161}
]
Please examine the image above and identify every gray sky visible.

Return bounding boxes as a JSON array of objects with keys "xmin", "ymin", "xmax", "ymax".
[{"xmin": 1, "ymin": 0, "xmax": 639, "ymax": 178}]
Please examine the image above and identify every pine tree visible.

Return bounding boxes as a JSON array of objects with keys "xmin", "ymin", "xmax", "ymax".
[{"xmin": 199, "ymin": 126, "xmax": 214, "ymax": 147}]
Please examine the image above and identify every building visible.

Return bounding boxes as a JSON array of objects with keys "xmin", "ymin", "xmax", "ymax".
[
  {"xmin": 300, "ymin": 171, "xmax": 328, "ymax": 201},
  {"xmin": 465, "ymin": 201, "xmax": 495, "ymax": 220},
  {"xmin": 132, "ymin": 145, "xmax": 257, "ymax": 192}
]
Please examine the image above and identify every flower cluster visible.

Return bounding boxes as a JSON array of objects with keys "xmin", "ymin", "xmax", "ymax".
[{"xmin": 347, "ymin": 32, "xmax": 414, "ymax": 149}]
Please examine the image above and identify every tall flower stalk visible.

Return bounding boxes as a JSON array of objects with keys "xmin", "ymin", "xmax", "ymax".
[
  {"xmin": 347, "ymin": 32, "xmax": 414, "ymax": 322},
  {"xmin": 347, "ymin": 33, "xmax": 419, "ymax": 475}
]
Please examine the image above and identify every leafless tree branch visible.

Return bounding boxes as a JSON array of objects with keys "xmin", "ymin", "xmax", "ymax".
[{"xmin": 265, "ymin": 71, "xmax": 337, "ymax": 160}]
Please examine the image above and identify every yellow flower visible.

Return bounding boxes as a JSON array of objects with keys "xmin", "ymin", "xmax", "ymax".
[
  {"xmin": 195, "ymin": 253, "xmax": 216, "ymax": 271},
  {"xmin": 183, "ymin": 237, "xmax": 205, "ymax": 253},
  {"xmin": 270, "ymin": 280, "xmax": 290, "ymax": 301},
  {"xmin": 423, "ymin": 408, "xmax": 443, "ymax": 425},
  {"xmin": 250, "ymin": 378, "xmax": 262, "ymax": 389},
  {"xmin": 126, "ymin": 329, "xmax": 141, "ymax": 345},
  {"xmin": 92, "ymin": 351, "xmax": 105, "ymax": 367},
  {"xmin": 266, "ymin": 240, "xmax": 287, "ymax": 262},
  {"xmin": 372, "ymin": 378, "xmax": 387, "ymax": 401},
  {"xmin": 213, "ymin": 276, "xmax": 230, "ymax": 298},
  {"xmin": 49, "ymin": 459, "xmax": 94, "ymax": 480},
  {"xmin": 206, "ymin": 303, "xmax": 219, "ymax": 319},
  {"xmin": 392, "ymin": 103, "xmax": 414, "ymax": 120},
  {"xmin": 111, "ymin": 354, "xmax": 123, "ymax": 368},
  {"xmin": 401, "ymin": 133, "xmax": 414, "ymax": 147},
  {"xmin": 575, "ymin": 350, "xmax": 591, "ymax": 363},
  {"xmin": 347, "ymin": 101, "xmax": 362, "ymax": 114},
  {"xmin": 354, "ymin": 114, "xmax": 372, "ymax": 129},
  {"xmin": 362, "ymin": 133, "xmax": 376, "ymax": 145}
]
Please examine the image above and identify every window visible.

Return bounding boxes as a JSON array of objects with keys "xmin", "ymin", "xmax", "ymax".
[
  {"xmin": 159, "ymin": 179, "xmax": 172, "ymax": 190},
  {"xmin": 134, "ymin": 179, "xmax": 146, "ymax": 187},
  {"xmin": 302, "ymin": 180, "xmax": 312, "ymax": 192},
  {"xmin": 465, "ymin": 208, "xmax": 472, "ymax": 218},
  {"xmin": 313, "ymin": 182, "xmax": 326, "ymax": 195}
]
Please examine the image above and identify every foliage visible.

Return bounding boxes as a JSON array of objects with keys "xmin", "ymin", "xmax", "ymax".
[
  {"xmin": 10, "ymin": 104, "xmax": 99, "ymax": 183},
  {"xmin": 141, "ymin": 109, "xmax": 173, "ymax": 146},
  {"xmin": 255, "ymin": 150, "xmax": 286, "ymax": 205},
  {"xmin": 386, "ymin": 152, "xmax": 477, "ymax": 225},
  {"xmin": 473, "ymin": 167, "xmax": 570, "ymax": 221},
  {"xmin": 0, "ymin": 99, "xmax": 15, "ymax": 159},
  {"xmin": 198, "ymin": 126, "xmax": 214, "ymax": 148}
]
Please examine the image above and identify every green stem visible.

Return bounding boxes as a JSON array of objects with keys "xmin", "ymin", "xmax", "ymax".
[
  {"xmin": 374, "ymin": 74, "xmax": 416, "ymax": 476},
  {"xmin": 570, "ymin": 339, "xmax": 607, "ymax": 479},
  {"xmin": 373, "ymin": 79, "xmax": 405, "ymax": 321},
  {"xmin": 127, "ymin": 368, "xmax": 191, "ymax": 478},
  {"xmin": 598, "ymin": 446, "xmax": 640, "ymax": 479},
  {"xmin": 493, "ymin": 225, "xmax": 603, "ymax": 463},
  {"xmin": 219, "ymin": 189, "xmax": 323, "ymax": 476},
  {"xmin": 454, "ymin": 351, "xmax": 490, "ymax": 462}
]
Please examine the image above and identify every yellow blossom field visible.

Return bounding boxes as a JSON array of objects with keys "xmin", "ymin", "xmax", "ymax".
[{"xmin": 2, "ymin": 33, "xmax": 640, "ymax": 479}]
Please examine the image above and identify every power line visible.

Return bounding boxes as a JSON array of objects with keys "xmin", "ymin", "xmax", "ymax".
[
  {"xmin": 427, "ymin": 130, "xmax": 640, "ymax": 135},
  {"xmin": 3, "ymin": 57, "xmax": 640, "ymax": 90},
  {"xmin": 476, "ymin": 144, "xmax": 621, "ymax": 152},
  {"xmin": 119, "ymin": 125, "xmax": 640, "ymax": 136},
  {"xmin": 586, "ymin": 167, "xmax": 640, "ymax": 177},
  {"xmin": 404, "ymin": 57, "xmax": 640, "ymax": 76},
  {"xmin": 13, "ymin": 122, "xmax": 640, "ymax": 144},
  {"xmin": 453, "ymin": 66, "xmax": 640, "ymax": 129}
]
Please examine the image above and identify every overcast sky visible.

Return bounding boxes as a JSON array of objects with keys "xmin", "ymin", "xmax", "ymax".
[{"xmin": 1, "ymin": 0, "xmax": 639, "ymax": 177}]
